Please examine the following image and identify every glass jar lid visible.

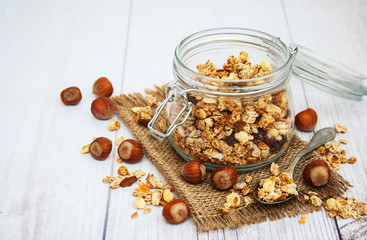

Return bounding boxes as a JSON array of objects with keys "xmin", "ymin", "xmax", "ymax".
[{"xmin": 292, "ymin": 44, "xmax": 367, "ymax": 101}]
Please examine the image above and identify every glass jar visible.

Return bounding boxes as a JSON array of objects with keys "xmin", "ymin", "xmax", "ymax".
[{"xmin": 148, "ymin": 27, "xmax": 366, "ymax": 172}]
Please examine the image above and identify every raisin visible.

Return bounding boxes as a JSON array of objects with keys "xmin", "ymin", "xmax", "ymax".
[
  {"xmin": 234, "ymin": 120, "xmax": 246, "ymax": 133},
  {"xmin": 225, "ymin": 131, "xmax": 238, "ymax": 146},
  {"xmin": 254, "ymin": 128, "xmax": 267, "ymax": 141},
  {"xmin": 119, "ymin": 176, "xmax": 138, "ymax": 187},
  {"xmin": 187, "ymin": 94, "xmax": 199, "ymax": 104}
]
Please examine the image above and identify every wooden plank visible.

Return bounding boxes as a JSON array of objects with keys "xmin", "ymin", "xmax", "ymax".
[
  {"xmin": 283, "ymin": 0, "xmax": 367, "ymax": 239},
  {"xmin": 0, "ymin": 0, "xmax": 130, "ymax": 239}
]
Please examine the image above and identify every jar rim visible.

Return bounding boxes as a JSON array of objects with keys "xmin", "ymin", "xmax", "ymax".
[{"xmin": 173, "ymin": 27, "xmax": 294, "ymax": 92}]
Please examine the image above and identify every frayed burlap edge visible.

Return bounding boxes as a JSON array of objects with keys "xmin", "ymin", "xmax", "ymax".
[{"xmin": 112, "ymin": 85, "xmax": 352, "ymax": 233}]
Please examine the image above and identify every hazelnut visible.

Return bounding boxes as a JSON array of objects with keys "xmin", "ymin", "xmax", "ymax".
[
  {"xmin": 60, "ymin": 86, "xmax": 82, "ymax": 105},
  {"xmin": 162, "ymin": 199, "xmax": 189, "ymax": 224},
  {"xmin": 303, "ymin": 160, "xmax": 331, "ymax": 187},
  {"xmin": 93, "ymin": 77, "xmax": 113, "ymax": 97},
  {"xmin": 117, "ymin": 139, "xmax": 144, "ymax": 163},
  {"xmin": 91, "ymin": 97, "xmax": 115, "ymax": 120},
  {"xmin": 181, "ymin": 160, "xmax": 206, "ymax": 184},
  {"xmin": 211, "ymin": 166, "xmax": 237, "ymax": 190},
  {"xmin": 89, "ymin": 137, "xmax": 112, "ymax": 160},
  {"xmin": 295, "ymin": 108, "xmax": 318, "ymax": 131}
]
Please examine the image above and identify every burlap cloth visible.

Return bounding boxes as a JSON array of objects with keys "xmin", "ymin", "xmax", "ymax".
[{"xmin": 112, "ymin": 85, "xmax": 352, "ymax": 232}]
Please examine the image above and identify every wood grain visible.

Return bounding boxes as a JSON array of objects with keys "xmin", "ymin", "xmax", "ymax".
[{"xmin": 0, "ymin": 0, "xmax": 130, "ymax": 239}]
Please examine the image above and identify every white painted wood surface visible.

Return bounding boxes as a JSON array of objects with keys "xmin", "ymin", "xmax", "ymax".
[{"xmin": 0, "ymin": 0, "xmax": 366, "ymax": 239}]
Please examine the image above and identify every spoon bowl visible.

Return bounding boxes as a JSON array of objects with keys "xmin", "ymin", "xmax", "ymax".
[
  {"xmin": 252, "ymin": 127, "xmax": 336, "ymax": 205},
  {"xmin": 252, "ymin": 180, "xmax": 295, "ymax": 204}
]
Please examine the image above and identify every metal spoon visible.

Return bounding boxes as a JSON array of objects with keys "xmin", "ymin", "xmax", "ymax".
[{"xmin": 253, "ymin": 127, "xmax": 336, "ymax": 204}]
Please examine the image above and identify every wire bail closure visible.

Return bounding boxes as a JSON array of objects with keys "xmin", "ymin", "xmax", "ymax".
[{"xmin": 148, "ymin": 82, "xmax": 193, "ymax": 140}]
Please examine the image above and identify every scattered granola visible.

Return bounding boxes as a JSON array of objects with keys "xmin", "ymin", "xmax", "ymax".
[
  {"xmin": 163, "ymin": 183, "xmax": 174, "ymax": 192},
  {"xmin": 310, "ymin": 195, "xmax": 322, "ymax": 207},
  {"xmin": 241, "ymin": 187, "xmax": 252, "ymax": 196},
  {"xmin": 170, "ymin": 51, "xmax": 291, "ymax": 166},
  {"xmin": 117, "ymin": 166, "xmax": 130, "ymax": 176},
  {"xmin": 243, "ymin": 196, "xmax": 254, "ymax": 206},
  {"xmin": 226, "ymin": 191, "xmax": 241, "ymax": 207},
  {"xmin": 299, "ymin": 215, "xmax": 307, "ymax": 224},
  {"xmin": 116, "ymin": 157, "xmax": 123, "ymax": 164},
  {"xmin": 218, "ymin": 202, "xmax": 231, "ymax": 214},
  {"xmin": 131, "ymin": 106, "xmax": 153, "ymax": 126},
  {"xmin": 115, "ymin": 136, "xmax": 125, "ymax": 146},
  {"xmin": 316, "ymin": 133, "xmax": 358, "ymax": 170},
  {"xmin": 325, "ymin": 197, "xmax": 367, "ymax": 220},
  {"xmin": 334, "ymin": 123, "xmax": 347, "ymax": 133},
  {"xmin": 132, "ymin": 169, "xmax": 146, "ymax": 179},
  {"xmin": 163, "ymin": 189, "xmax": 175, "ymax": 203},
  {"xmin": 134, "ymin": 196, "xmax": 147, "ymax": 209},
  {"xmin": 131, "ymin": 212, "xmax": 138, "ymax": 219},
  {"xmin": 110, "ymin": 181, "xmax": 120, "ymax": 189},
  {"xmin": 151, "ymin": 190, "xmax": 162, "ymax": 206},
  {"xmin": 233, "ymin": 182, "xmax": 247, "ymax": 191},
  {"xmin": 143, "ymin": 208, "xmax": 152, "ymax": 214},
  {"xmin": 145, "ymin": 94, "xmax": 158, "ymax": 107},
  {"xmin": 108, "ymin": 119, "xmax": 120, "ymax": 131},
  {"xmin": 102, "ymin": 176, "xmax": 113, "ymax": 184},
  {"xmin": 146, "ymin": 173, "xmax": 164, "ymax": 189},
  {"xmin": 81, "ymin": 144, "xmax": 90, "ymax": 154},
  {"xmin": 348, "ymin": 157, "xmax": 357, "ymax": 164}
]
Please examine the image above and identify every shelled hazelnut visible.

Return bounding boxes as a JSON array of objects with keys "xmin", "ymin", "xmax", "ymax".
[{"xmin": 60, "ymin": 86, "xmax": 82, "ymax": 105}]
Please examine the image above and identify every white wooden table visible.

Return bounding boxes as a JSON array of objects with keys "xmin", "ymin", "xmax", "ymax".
[{"xmin": 1, "ymin": 0, "xmax": 366, "ymax": 239}]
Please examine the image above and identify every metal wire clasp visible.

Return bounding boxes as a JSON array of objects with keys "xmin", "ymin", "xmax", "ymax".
[{"xmin": 147, "ymin": 82, "xmax": 193, "ymax": 140}]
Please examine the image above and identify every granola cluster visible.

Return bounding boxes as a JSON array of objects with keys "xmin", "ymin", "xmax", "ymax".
[
  {"xmin": 102, "ymin": 164, "xmax": 176, "ymax": 219},
  {"xmin": 257, "ymin": 163, "xmax": 298, "ymax": 203},
  {"xmin": 325, "ymin": 197, "xmax": 367, "ymax": 219},
  {"xmin": 131, "ymin": 94, "xmax": 161, "ymax": 126},
  {"xmin": 196, "ymin": 51, "xmax": 274, "ymax": 80},
  {"xmin": 171, "ymin": 52, "xmax": 291, "ymax": 166},
  {"xmin": 218, "ymin": 176, "xmax": 254, "ymax": 213},
  {"xmin": 316, "ymin": 124, "xmax": 356, "ymax": 170}
]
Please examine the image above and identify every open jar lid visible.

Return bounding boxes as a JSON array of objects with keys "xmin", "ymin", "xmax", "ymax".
[{"xmin": 292, "ymin": 44, "xmax": 367, "ymax": 101}]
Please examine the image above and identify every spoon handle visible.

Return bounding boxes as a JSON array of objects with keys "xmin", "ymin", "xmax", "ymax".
[{"xmin": 285, "ymin": 127, "xmax": 336, "ymax": 176}]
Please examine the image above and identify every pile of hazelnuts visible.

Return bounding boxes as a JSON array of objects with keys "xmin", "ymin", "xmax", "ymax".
[{"xmin": 60, "ymin": 78, "xmax": 144, "ymax": 164}]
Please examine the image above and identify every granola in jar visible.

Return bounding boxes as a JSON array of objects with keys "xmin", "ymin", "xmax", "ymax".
[
  {"xmin": 169, "ymin": 52, "xmax": 293, "ymax": 166},
  {"xmin": 148, "ymin": 28, "xmax": 297, "ymax": 170}
]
